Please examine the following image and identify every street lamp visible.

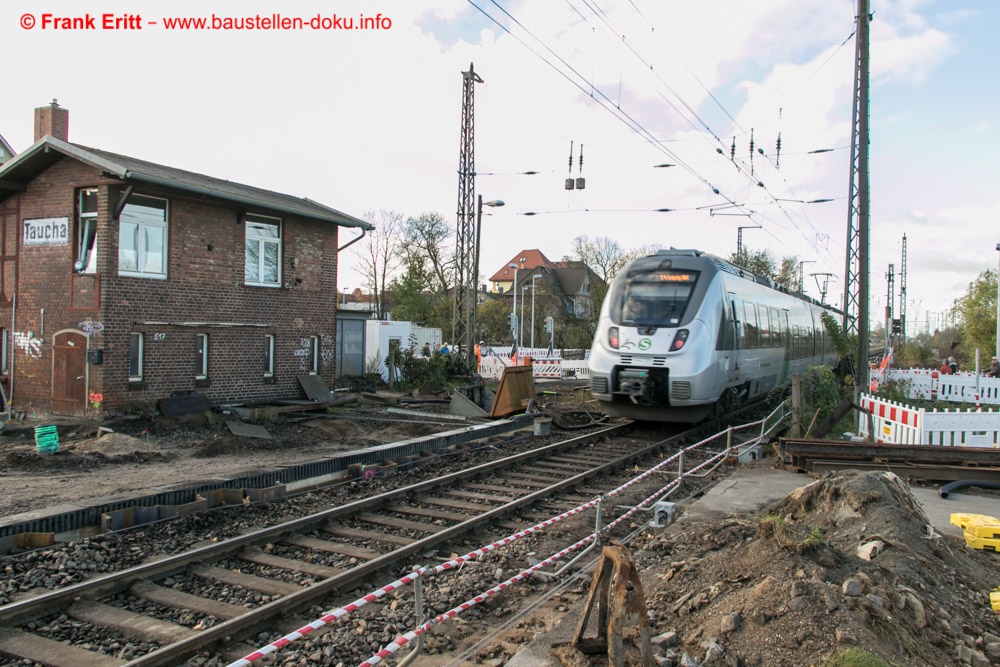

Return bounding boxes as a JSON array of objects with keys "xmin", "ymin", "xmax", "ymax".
[
  {"xmin": 473, "ymin": 195, "xmax": 505, "ymax": 354},
  {"xmin": 508, "ymin": 263, "xmax": 519, "ymax": 352},
  {"xmin": 995, "ymin": 243, "xmax": 1000, "ymax": 360},
  {"xmin": 521, "ymin": 284, "xmax": 528, "ymax": 350},
  {"xmin": 530, "ymin": 274, "xmax": 542, "ymax": 350}
]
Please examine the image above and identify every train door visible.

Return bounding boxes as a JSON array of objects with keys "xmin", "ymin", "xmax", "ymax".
[
  {"xmin": 781, "ymin": 309, "xmax": 792, "ymax": 384},
  {"xmin": 728, "ymin": 294, "xmax": 741, "ymax": 379}
]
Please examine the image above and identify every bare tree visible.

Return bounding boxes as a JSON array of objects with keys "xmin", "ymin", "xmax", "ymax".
[
  {"xmin": 357, "ymin": 209, "xmax": 404, "ymax": 318},
  {"xmin": 400, "ymin": 212, "xmax": 452, "ymax": 294}
]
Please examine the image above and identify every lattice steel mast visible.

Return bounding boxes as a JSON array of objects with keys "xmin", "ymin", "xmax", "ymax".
[
  {"xmin": 843, "ymin": 0, "xmax": 872, "ymax": 387},
  {"xmin": 899, "ymin": 234, "xmax": 907, "ymax": 340},
  {"xmin": 453, "ymin": 63, "xmax": 483, "ymax": 367}
]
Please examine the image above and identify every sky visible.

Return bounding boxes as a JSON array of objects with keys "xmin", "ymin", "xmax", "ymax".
[{"xmin": 2, "ymin": 0, "xmax": 998, "ymax": 334}]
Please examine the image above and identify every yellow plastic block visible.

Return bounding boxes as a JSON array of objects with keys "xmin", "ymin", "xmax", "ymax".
[
  {"xmin": 951, "ymin": 513, "xmax": 1000, "ymax": 539},
  {"xmin": 962, "ymin": 531, "xmax": 1000, "ymax": 551}
]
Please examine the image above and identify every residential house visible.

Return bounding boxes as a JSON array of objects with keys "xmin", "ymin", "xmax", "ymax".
[{"xmin": 0, "ymin": 102, "xmax": 372, "ymax": 416}]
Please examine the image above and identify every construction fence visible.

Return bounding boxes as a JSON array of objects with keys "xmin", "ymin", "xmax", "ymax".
[{"xmin": 857, "ymin": 393, "xmax": 1000, "ymax": 448}]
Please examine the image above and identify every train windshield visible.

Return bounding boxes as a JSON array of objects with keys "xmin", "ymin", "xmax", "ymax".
[{"xmin": 617, "ymin": 269, "xmax": 699, "ymax": 327}]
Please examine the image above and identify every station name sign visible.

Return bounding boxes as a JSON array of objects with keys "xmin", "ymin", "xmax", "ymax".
[{"xmin": 23, "ymin": 217, "xmax": 70, "ymax": 245}]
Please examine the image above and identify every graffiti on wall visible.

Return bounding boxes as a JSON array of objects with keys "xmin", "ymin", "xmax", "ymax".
[
  {"xmin": 78, "ymin": 321, "xmax": 104, "ymax": 336},
  {"xmin": 321, "ymin": 334, "xmax": 335, "ymax": 366},
  {"xmin": 13, "ymin": 331, "xmax": 42, "ymax": 358},
  {"xmin": 293, "ymin": 337, "xmax": 313, "ymax": 371}
]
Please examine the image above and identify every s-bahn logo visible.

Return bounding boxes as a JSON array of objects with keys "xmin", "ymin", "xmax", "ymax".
[{"xmin": 638, "ymin": 338, "xmax": 652, "ymax": 351}]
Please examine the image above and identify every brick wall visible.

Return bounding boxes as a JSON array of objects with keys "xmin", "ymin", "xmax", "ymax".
[{"xmin": 0, "ymin": 155, "xmax": 343, "ymax": 414}]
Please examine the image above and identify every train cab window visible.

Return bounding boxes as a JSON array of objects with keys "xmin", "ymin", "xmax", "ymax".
[
  {"xmin": 617, "ymin": 269, "xmax": 699, "ymax": 327},
  {"xmin": 743, "ymin": 303, "xmax": 758, "ymax": 349}
]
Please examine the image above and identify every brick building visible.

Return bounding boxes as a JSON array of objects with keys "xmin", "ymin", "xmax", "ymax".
[{"xmin": 0, "ymin": 102, "xmax": 372, "ymax": 416}]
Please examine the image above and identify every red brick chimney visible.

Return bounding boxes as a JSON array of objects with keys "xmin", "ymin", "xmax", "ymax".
[{"xmin": 34, "ymin": 99, "xmax": 69, "ymax": 142}]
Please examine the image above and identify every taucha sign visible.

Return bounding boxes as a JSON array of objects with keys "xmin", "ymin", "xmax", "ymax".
[{"xmin": 23, "ymin": 217, "xmax": 69, "ymax": 245}]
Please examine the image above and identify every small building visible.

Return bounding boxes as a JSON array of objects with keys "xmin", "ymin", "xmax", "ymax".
[{"xmin": 0, "ymin": 102, "xmax": 372, "ymax": 416}]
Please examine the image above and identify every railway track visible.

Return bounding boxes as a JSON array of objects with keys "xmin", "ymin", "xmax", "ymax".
[{"xmin": 0, "ymin": 419, "xmax": 735, "ymax": 666}]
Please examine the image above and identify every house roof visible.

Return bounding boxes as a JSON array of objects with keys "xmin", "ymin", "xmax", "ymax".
[
  {"xmin": 488, "ymin": 248, "xmax": 553, "ymax": 283},
  {"xmin": 551, "ymin": 262, "xmax": 591, "ymax": 295},
  {"xmin": 0, "ymin": 136, "xmax": 373, "ymax": 230}
]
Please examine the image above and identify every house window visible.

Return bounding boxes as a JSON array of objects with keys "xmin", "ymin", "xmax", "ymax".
[
  {"xmin": 0, "ymin": 328, "xmax": 8, "ymax": 375},
  {"xmin": 76, "ymin": 188, "xmax": 98, "ymax": 274},
  {"xmin": 245, "ymin": 214, "xmax": 282, "ymax": 286},
  {"xmin": 119, "ymin": 194, "xmax": 168, "ymax": 278},
  {"xmin": 264, "ymin": 334, "xmax": 275, "ymax": 377},
  {"xmin": 308, "ymin": 335, "xmax": 318, "ymax": 374},
  {"xmin": 196, "ymin": 333, "xmax": 209, "ymax": 380},
  {"xmin": 129, "ymin": 333, "xmax": 144, "ymax": 381}
]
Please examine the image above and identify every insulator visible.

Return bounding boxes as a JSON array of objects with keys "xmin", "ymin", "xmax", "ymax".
[
  {"xmin": 579, "ymin": 144, "xmax": 584, "ymax": 171},
  {"xmin": 565, "ymin": 178, "xmax": 575, "ymax": 190},
  {"xmin": 575, "ymin": 177, "xmax": 586, "ymax": 190}
]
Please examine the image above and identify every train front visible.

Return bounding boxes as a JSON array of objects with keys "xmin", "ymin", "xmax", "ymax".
[{"xmin": 588, "ymin": 252, "xmax": 720, "ymax": 422}]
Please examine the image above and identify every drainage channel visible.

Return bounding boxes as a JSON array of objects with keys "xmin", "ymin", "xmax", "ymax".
[{"xmin": 0, "ymin": 416, "xmax": 534, "ymax": 551}]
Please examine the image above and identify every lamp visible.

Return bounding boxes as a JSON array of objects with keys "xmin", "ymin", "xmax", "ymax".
[
  {"xmin": 508, "ymin": 262, "xmax": 519, "ymax": 351},
  {"xmin": 473, "ymin": 196, "xmax": 505, "ymax": 356},
  {"xmin": 995, "ymin": 243, "xmax": 1000, "ymax": 360},
  {"xmin": 531, "ymin": 274, "xmax": 542, "ymax": 350}
]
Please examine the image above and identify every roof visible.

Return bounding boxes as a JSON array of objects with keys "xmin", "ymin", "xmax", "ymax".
[
  {"xmin": 551, "ymin": 262, "xmax": 591, "ymax": 295},
  {"xmin": 488, "ymin": 249, "xmax": 553, "ymax": 283},
  {"xmin": 0, "ymin": 136, "xmax": 372, "ymax": 230}
]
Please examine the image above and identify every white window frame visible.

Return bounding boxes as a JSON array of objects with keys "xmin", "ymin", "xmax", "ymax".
[
  {"xmin": 308, "ymin": 335, "xmax": 318, "ymax": 375},
  {"xmin": 264, "ymin": 334, "xmax": 275, "ymax": 377},
  {"xmin": 129, "ymin": 333, "xmax": 144, "ymax": 381},
  {"xmin": 119, "ymin": 194, "xmax": 168, "ymax": 279},
  {"xmin": 76, "ymin": 188, "xmax": 98, "ymax": 274},
  {"xmin": 196, "ymin": 333, "xmax": 209, "ymax": 380},
  {"xmin": 245, "ymin": 214, "xmax": 282, "ymax": 287}
]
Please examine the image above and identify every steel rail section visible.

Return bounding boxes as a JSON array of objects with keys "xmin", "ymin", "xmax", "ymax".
[{"xmin": 2, "ymin": 421, "xmax": 708, "ymax": 666}]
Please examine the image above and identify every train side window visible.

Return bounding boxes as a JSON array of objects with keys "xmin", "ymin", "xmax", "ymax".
[
  {"xmin": 743, "ymin": 303, "xmax": 758, "ymax": 349},
  {"xmin": 759, "ymin": 307, "xmax": 771, "ymax": 348},
  {"xmin": 792, "ymin": 324, "xmax": 800, "ymax": 358},
  {"xmin": 771, "ymin": 308, "xmax": 783, "ymax": 347},
  {"xmin": 717, "ymin": 303, "xmax": 735, "ymax": 350}
]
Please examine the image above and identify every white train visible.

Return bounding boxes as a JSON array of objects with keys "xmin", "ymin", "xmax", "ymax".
[{"xmin": 588, "ymin": 249, "xmax": 840, "ymax": 422}]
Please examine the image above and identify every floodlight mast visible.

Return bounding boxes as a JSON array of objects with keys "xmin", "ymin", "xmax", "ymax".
[{"xmin": 453, "ymin": 63, "xmax": 483, "ymax": 369}]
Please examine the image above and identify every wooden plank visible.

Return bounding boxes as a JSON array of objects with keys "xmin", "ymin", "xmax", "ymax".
[
  {"xmin": 357, "ymin": 512, "xmax": 446, "ymax": 534},
  {"xmin": 131, "ymin": 581, "xmax": 245, "ymax": 620},
  {"xmin": 68, "ymin": 600, "xmax": 194, "ymax": 645},
  {"xmin": 284, "ymin": 535, "xmax": 381, "ymax": 561},
  {"xmin": 0, "ymin": 626, "xmax": 124, "ymax": 667},
  {"xmin": 240, "ymin": 549, "xmax": 342, "ymax": 579},
  {"xmin": 386, "ymin": 504, "xmax": 471, "ymax": 522},
  {"xmin": 190, "ymin": 565, "xmax": 302, "ymax": 597},
  {"xmin": 325, "ymin": 525, "xmax": 415, "ymax": 547}
]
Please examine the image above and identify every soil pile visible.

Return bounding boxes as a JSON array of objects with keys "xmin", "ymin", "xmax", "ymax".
[{"xmin": 628, "ymin": 470, "xmax": 1000, "ymax": 666}]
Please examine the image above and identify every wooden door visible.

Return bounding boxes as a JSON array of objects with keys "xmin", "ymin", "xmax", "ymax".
[{"xmin": 53, "ymin": 331, "xmax": 87, "ymax": 416}]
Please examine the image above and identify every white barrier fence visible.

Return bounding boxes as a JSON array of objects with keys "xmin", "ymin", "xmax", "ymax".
[
  {"xmin": 885, "ymin": 368, "xmax": 1000, "ymax": 406},
  {"xmin": 476, "ymin": 348, "xmax": 590, "ymax": 381},
  {"xmin": 858, "ymin": 393, "xmax": 1000, "ymax": 447}
]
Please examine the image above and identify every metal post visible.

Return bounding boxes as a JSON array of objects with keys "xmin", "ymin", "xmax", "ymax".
[
  {"xmin": 531, "ymin": 274, "xmax": 541, "ymax": 351},
  {"xmin": 996, "ymin": 243, "xmax": 1000, "ymax": 360},
  {"xmin": 509, "ymin": 264, "xmax": 519, "ymax": 352},
  {"xmin": 521, "ymin": 285, "xmax": 527, "ymax": 351}
]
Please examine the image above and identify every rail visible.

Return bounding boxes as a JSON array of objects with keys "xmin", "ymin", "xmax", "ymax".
[{"xmin": 231, "ymin": 409, "xmax": 787, "ymax": 666}]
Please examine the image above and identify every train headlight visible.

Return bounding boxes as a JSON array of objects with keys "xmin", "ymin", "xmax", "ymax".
[
  {"xmin": 609, "ymin": 326, "xmax": 619, "ymax": 349},
  {"xmin": 669, "ymin": 329, "xmax": 689, "ymax": 351}
]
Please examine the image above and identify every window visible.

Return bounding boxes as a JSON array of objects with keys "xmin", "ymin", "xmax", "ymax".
[
  {"xmin": 119, "ymin": 194, "xmax": 168, "ymax": 278},
  {"xmin": 76, "ymin": 188, "xmax": 98, "ymax": 274},
  {"xmin": 196, "ymin": 333, "xmax": 209, "ymax": 380},
  {"xmin": 0, "ymin": 328, "xmax": 8, "ymax": 375},
  {"xmin": 264, "ymin": 334, "xmax": 275, "ymax": 377},
  {"xmin": 308, "ymin": 335, "xmax": 318, "ymax": 374},
  {"xmin": 743, "ymin": 303, "xmax": 758, "ymax": 349},
  {"xmin": 245, "ymin": 214, "xmax": 282, "ymax": 286},
  {"xmin": 129, "ymin": 333, "xmax": 144, "ymax": 381}
]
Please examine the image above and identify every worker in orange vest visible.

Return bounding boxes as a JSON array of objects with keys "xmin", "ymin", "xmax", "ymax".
[{"xmin": 474, "ymin": 341, "xmax": 483, "ymax": 372}]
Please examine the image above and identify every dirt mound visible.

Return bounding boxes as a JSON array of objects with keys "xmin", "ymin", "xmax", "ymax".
[
  {"xmin": 76, "ymin": 432, "xmax": 151, "ymax": 456},
  {"xmin": 632, "ymin": 470, "xmax": 1000, "ymax": 666}
]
